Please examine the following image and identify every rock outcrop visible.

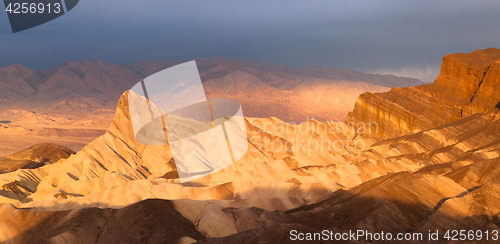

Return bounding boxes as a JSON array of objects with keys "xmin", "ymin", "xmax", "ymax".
[
  {"xmin": 0, "ymin": 143, "xmax": 75, "ymax": 174},
  {"xmin": 348, "ymin": 47, "xmax": 500, "ymax": 138}
]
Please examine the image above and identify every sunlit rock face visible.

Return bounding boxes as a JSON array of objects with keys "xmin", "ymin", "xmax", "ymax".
[
  {"xmin": 348, "ymin": 47, "xmax": 500, "ymax": 138},
  {"xmin": 0, "ymin": 91, "xmax": 372, "ymax": 212}
]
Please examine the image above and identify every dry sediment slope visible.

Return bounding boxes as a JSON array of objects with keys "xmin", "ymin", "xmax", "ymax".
[
  {"xmin": 199, "ymin": 153, "xmax": 500, "ymax": 244},
  {"xmin": 0, "ymin": 91, "xmax": 376, "ymax": 211},
  {"xmin": 348, "ymin": 47, "xmax": 500, "ymax": 138},
  {"xmin": 194, "ymin": 109, "xmax": 500, "ymax": 243},
  {"xmin": 1, "ymin": 102, "xmax": 500, "ymax": 243},
  {"xmin": 0, "ymin": 143, "xmax": 75, "ymax": 173}
]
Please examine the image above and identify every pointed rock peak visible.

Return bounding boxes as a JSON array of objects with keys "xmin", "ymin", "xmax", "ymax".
[{"xmin": 444, "ymin": 47, "xmax": 500, "ymax": 70}]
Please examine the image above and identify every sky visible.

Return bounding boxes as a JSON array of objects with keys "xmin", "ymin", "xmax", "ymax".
[{"xmin": 1, "ymin": 0, "xmax": 500, "ymax": 83}]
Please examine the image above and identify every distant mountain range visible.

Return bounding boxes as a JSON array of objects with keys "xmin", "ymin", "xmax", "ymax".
[{"xmin": 0, "ymin": 57, "xmax": 422, "ymax": 122}]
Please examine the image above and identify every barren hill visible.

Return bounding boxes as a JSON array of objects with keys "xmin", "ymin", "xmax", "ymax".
[
  {"xmin": 0, "ymin": 143, "xmax": 74, "ymax": 174},
  {"xmin": 0, "ymin": 64, "xmax": 45, "ymax": 104}
]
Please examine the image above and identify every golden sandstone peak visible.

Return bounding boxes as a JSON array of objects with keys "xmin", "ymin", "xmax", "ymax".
[
  {"xmin": 443, "ymin": 47, "xmax": 500, "ymax": 69},
  {"xmin": 348, "ymin": 47, "xmax": 500, "ymax": 138}
]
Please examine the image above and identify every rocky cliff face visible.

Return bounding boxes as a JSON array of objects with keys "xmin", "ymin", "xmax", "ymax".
[{"xmin": 348, "ymin": 47, "xmax": 500, "ymax": 138}]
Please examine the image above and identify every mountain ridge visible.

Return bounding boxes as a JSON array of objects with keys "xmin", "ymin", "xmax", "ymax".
[{"xmin": 0, "ymin": 57, "xmax": 422, "ymax": 122}]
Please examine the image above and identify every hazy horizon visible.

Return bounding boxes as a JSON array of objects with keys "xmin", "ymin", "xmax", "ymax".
[{"xmin": 2, "ymin": 0, "xmax": 500, "ymax": 83}]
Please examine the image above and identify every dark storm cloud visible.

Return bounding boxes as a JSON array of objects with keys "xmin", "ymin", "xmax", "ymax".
[{"xmin": 1, "ymin": 0, "xmax": 500, "ymax": 83}]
